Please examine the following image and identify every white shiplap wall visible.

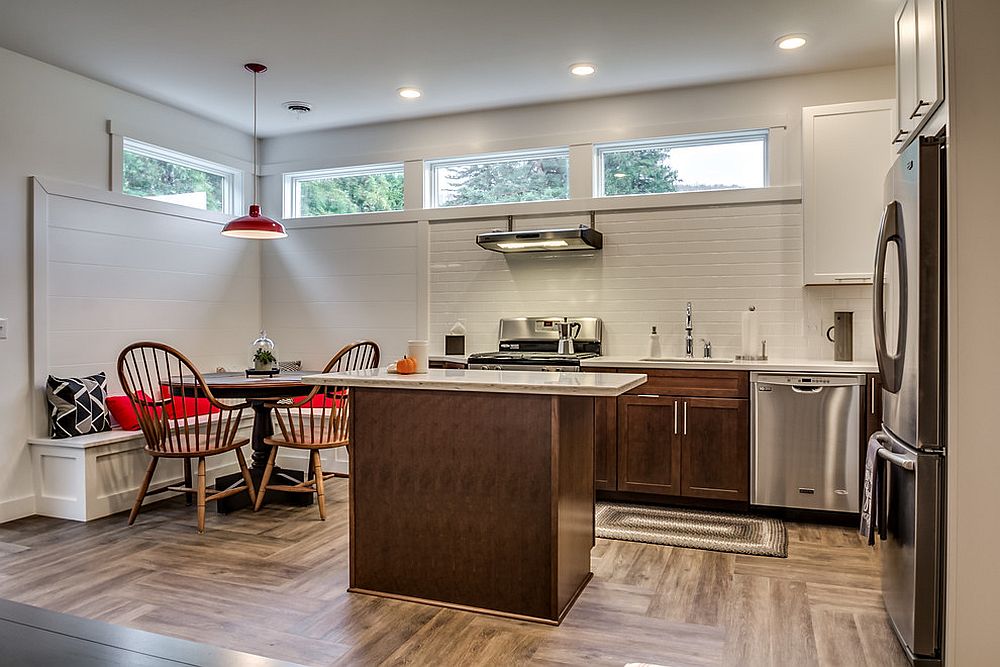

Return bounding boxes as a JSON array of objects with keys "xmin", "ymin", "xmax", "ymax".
[
  {"xmin": 45, "ymin": 193, "xmax": 260, "ymax": 393},
  {"xmin": 430, "ymin": 203, "xmax": 874, "ymax": 361},
  {"xmin": 260, "ymin": 221, "xmax": 419, "ymax": 368}
]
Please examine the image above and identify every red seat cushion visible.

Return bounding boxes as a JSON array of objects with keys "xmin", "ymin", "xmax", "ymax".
[
  {"xmin": 107, "ymin": 390, "xmax": 221, "ymax": 431},
  {"xmin": 106, "ymin": 395, "xmax": 141, "ymax": 430}
]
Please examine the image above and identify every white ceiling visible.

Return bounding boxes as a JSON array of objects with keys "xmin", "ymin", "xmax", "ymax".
[{"xmin": 0, "ymin": 0, "xmax": 897, "ymax": 137}]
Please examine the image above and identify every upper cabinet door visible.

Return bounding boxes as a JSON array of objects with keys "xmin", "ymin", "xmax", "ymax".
[
  {"xmin": 802, "ymin": 100, "xmax": 897, "ymax": 285},
  {"xmin": 913, "ymin": 0, "xmax": 944, "ymax": 127},
  {"xmin": 894, "ymin": 0, "xmax": 944, "ymax": 149},
  {"xmin": 894, "ymin": 0, "xmax": 919, "ymax": 147}
]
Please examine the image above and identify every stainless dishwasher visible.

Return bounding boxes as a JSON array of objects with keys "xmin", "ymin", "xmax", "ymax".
[{"xmin": 751, "ymin": 373, "xmax": 865, "ymax": 512}]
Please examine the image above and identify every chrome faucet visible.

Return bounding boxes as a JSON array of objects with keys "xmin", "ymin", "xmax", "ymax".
[{"xmin": 684, "ymin": 302, "xmax": 694, "ymax": 358}]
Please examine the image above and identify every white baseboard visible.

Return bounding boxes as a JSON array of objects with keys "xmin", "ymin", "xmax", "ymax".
[{"xmin": 0, "ymin": 494, "xmax": 37, "ymax": 525}]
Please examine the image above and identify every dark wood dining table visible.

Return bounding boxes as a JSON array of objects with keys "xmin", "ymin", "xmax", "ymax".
[{"xmin": 171, "ymin": 371, "xmax": 321, "ymax": 512}]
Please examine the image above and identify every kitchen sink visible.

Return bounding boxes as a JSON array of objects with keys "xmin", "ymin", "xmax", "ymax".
[{"xmin": 638, "ymin": 357, "xmax": 735, "ymax": 363}]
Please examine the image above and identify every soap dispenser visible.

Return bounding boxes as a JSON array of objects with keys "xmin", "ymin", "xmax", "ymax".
[{"xmin": 648, "ymin": 326, "xmax": 661, "ymax": 359}]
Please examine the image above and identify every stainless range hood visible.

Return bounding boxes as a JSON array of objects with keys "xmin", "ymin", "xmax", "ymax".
[{"xmin": 476, "ymin": 214, "xmax": 603, "ymax": 253}]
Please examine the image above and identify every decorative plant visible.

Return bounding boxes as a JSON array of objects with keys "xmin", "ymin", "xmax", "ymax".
[{"xmin": 253, "ymin": 349, "xmax": 276, "ymax": 365}]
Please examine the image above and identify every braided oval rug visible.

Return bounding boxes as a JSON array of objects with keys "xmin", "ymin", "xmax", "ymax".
[{"xmin": 595, "ymin": 502, "xmax": 787, "ymax": 558}]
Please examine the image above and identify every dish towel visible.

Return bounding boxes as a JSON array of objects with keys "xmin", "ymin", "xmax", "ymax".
[{"xmin": 860, "ymin": 433, "xmax": 885, "ymax": 545}]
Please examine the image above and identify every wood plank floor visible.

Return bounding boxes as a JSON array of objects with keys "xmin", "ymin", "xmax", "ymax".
[{"xmin": 0, "ymin": 479, "xmax": 908, "ymax": 666}]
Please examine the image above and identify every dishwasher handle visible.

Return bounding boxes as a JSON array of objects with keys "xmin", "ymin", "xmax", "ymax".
[{"xmin": 790, "ymin": 385, "xmax": 824, "ymax": 393}]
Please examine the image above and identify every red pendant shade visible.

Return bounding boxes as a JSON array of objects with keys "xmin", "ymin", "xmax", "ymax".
[
  {"xmin": 222, "ymin": 63, "xmax": 287, "ymax": 240},
  {"xmin": 221, "ymin": 205, "xmax": 287, "ymax": 239}
]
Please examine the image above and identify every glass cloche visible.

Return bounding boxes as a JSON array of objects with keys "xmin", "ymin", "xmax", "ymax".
[{"xmin": 250, "ymin": 329, "xmax": 278, "ymax": 371}]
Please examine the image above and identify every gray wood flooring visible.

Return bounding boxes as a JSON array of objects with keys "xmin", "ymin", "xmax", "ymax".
[{"xmin": 0, "ymin": 478, "xmax": 908, "ymax": 666}]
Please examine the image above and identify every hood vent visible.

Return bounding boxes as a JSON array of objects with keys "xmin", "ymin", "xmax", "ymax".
[{"xmin": 476, "ymin": 213, "xmax": 603, "ymax": 254}]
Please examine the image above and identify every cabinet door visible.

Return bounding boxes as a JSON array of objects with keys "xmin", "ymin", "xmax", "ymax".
[
  {"xmin": 617, "ymin": 395, "xmax": 680, "ymax": 495},
  {"xmin": 595, "ymin": 396, "xmax": 617, "ymax": 491},
  {"xmin": 802, "ymin": 100, "xmax": 897, "ymax": 284},
  {"xmin": 680, "ymin": 398, "xmax": 749, "ymax": 501},
  {"xmin": 913, "ymin": 0, "xmax": 944, "ymax": 128},
  {"xmin": 894, "ymin": 0, "xmax": 918, "ymax": 147}
]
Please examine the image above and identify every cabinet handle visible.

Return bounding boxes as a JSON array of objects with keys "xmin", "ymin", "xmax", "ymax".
[
  {"xmin": 637, "ymin": 394, "xmax": 659, "ymax": 398},
  {"xmin": 683, "ymin": 401, "xmax": 688, "ymax": 436},
  {"xmin": 909, "ymin": 100, "xmax": 931, "ymax": 119},
  {"xmin": 871, "ymin": 378, "xmax": 877, "ymax": 415},
  {"xmin": 892, "ymin": 129, "xmax": 910, "ymax": 144},
  {"xmin": 674, "ymin": 400, "xmax": 678, "ymax": 435}
]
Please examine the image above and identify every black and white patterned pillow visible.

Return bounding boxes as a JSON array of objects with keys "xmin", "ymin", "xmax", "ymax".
[{"xmin": 46, "ymin": 373, "xmax": 112, "ymax": 439}]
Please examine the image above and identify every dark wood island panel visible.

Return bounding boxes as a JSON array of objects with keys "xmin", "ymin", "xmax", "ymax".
[{"xmin": 348, "ymin": 387, "xmax": 595, "ymax": 624}]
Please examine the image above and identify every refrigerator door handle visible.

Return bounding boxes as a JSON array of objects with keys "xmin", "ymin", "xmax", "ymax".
[
  {"xmin": 877, "ymin": 446, "xmax": 916, "ymax": 471},
  {"xmin": 872, "ymin": 200, "xmax": 908, "ymax": 393}
]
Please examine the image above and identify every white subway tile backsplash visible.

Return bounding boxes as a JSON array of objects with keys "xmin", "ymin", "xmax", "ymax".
[{"xmin": 429, "ymin": 202, "xmax": 874, "ymax": 361}]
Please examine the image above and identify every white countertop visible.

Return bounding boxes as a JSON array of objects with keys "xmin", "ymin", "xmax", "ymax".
[
  {"xmin": 581, "ymin": 356, "xmax": 878, "ymax": 374},
  {"xmin": 304, "ymin": 368, "xmax": 647, "ymax": 396}
]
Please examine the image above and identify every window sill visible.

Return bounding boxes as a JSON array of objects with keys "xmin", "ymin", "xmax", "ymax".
[{"xmin": 283, "ymin": 185, "xmax": 801, "ymax": 228}]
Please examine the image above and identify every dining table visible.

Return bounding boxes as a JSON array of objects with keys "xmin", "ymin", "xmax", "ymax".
[{"xmin": 171, "ymin": 371, "xmax": 321, "ymax": 512}]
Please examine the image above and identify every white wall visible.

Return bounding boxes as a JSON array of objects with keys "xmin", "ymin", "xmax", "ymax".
[
  {"xmin": 260, "ymin": 65, "xmax": 891, "ymax": 363},
  {"xmin": 40, "ymin": 184, "xmax": 260, "ymax": 397},
  {"xmin": 944, "ymin": 0, "xmax": 1000, "ymax": 661},
  {"xmin": 430, "ymin": 206, "xmax": 874, "ymax": 360},
  {"xmin": 260, "ymin": 222, "xmax": 420, "ymax": 368},
  {"xmin": 0, "ymin": 46, "xmax": 252, "ymax": 522},
  {"xmin": 260, "ymin": 65, "xmax": 893, "ymax": 198}
]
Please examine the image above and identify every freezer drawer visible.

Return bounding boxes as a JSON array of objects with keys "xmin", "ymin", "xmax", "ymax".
[{"xmin": 751, "ymin": 373, "xmax": 864, "ymax": 512}]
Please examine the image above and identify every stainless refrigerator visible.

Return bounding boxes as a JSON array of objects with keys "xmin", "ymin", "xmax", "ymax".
[{"xmin": 872, "ymin": 135, "xmax": 946, "ymax": 666}]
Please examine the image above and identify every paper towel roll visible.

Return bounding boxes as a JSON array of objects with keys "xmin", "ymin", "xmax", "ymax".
[{"xmin": 741, "ymin": 307, "xmax": 759, "ymax": 357}]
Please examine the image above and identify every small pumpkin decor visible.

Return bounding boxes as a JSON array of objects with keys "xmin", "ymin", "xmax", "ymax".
[{"xmin": 395, "ymin": 356, "xmax": 417, "ymax": 375}]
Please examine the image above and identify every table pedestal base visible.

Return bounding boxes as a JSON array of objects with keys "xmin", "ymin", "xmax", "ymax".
[{"xmin": 215, "ymin": 467, "xmax": 312, "ymax": 514}]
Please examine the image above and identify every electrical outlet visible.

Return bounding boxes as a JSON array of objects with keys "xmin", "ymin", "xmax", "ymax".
[{"xmin": 0, "ymin": 318, "xmax": 6, "ymax": 340}]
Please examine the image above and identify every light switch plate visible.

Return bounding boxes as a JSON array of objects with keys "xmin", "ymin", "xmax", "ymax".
[{"xmin": 0, "ymin": 318, "xmax": 7, "ymax": 340}]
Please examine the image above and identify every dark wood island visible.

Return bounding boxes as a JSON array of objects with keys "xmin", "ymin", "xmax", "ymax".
[{"xmin": 304, "ymin": 368, "xmax": 645, "ymax": 624}]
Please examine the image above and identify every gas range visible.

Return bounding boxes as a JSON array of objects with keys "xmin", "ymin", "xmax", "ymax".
[{"xmin": 467, "ymin": 317, "xmax": 602, "ymax": 372}]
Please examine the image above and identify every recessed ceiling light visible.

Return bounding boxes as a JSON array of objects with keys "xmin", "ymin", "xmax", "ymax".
[
  {"xmin": 569, "ymin": 63, "xmax": 596, "ymax": 77},
  {"xmin": 397, "ymin": 87, "xmax": 422, "ymax": 99},
  {"xmin": 776, "ymin": 34, "xmax": 807, "ymax": 50},
  {"xmin": 283, "ymin": 101, "xmax": 312, "ymax": 115}
]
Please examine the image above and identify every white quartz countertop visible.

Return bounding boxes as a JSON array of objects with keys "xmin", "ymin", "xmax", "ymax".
[
  {"xmin": 303, "ymin": 368, "xmax": 647, "ymax": 396},
  {"xmin": 581, "ymin": 356, "xmax": 879, "ymax": 374}
]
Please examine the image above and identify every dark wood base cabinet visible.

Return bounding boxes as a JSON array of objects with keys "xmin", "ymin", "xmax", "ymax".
[{"xmin": 605, "ymin": 369, "xmax": 751, "ymax": 503}]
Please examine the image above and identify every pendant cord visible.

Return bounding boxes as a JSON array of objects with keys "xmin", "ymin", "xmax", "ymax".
[{"xmin": 252, "ymin": 69, "xmax": 258, "ymax": 206}]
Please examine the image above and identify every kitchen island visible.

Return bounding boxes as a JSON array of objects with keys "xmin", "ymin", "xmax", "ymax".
[{"xmin": 304, "ymin": 368, "xmax": 646, "ymax": 624}]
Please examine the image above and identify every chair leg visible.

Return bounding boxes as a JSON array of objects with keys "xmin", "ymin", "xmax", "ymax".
[
  {"xmin": 254, "ymin": 445, "xmax": 279, "ymax": 512},
  {"xmin": 235, "ymin": 447, "xmax": 256, "ymax": 505},
  {"xmin": 196, "ymin": 457, "xmax": 207, "ymax": 534},
  {"xmin": 128, "ymin": 457, "xmax": 159, "ymax": 526},
  {"xmin": 183, "ymin": 459, "xmax": 193, "ymax": 506},
  {"xmin": 312, "ymin": 449, "xmax": 326, "ymax": 521}
]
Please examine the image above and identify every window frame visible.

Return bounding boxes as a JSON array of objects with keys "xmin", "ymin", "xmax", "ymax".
[
  {"xmin": 594, "ymin": 129, "xmax": 770, "ymax": 198},
  {"xmin": 426, "ymin": 146, "xmax": 571, "ymax": 209},
  {"xmin": 121, "ymin": 137, "xmax": 243, "ymax": 214},
  {"xmin": 282, "ymin": 162, "xmax": 406, "ymax": 218}
]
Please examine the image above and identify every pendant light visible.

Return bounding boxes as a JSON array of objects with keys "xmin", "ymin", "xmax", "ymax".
[{"xmin": 222, "ymin": 63, "xmax": 287, "ymax": 239}]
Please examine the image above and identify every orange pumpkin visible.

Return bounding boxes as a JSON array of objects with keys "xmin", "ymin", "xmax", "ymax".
[{"xmin": 396, "ymin": 356, "xmax": 417, "ymax": 374}]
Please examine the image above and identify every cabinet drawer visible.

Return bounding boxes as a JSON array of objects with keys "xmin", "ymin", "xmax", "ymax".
[{"xmin": 623, "ymin": 369, "xmax": 749, "ymax": 399}]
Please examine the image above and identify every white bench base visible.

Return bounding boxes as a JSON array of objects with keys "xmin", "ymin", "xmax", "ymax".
[{"xmin": 28, "ymin": 429, "xmax": 250, "ymax": 522}]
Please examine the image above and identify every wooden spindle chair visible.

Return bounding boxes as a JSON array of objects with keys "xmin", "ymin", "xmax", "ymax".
[
  {"xmin": 254, "ymin": 341, "xmax": 380, "ymax": 519},
  {"xmin": 117, "ymin": 342, "xmax": 256, "ymax": 533}
]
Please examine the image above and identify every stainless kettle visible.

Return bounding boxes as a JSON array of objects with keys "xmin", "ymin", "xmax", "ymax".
[{"xmin": 556, "ymin": 321, "xmax": 581, "ymax": 355}]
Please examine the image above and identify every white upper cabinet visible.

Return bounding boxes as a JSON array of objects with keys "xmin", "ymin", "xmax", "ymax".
[
  {"xmin": 802, "ymin": 100, "xmax": 896, "ymax": 285},
  {"xmin": 894, "ymin": 0, "xmax": 944, "ymax": 149}
]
